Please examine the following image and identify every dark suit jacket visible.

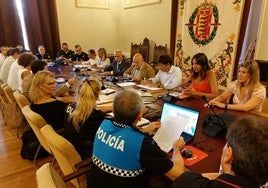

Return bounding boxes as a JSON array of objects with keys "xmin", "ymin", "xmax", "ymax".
[{"xmin": 104, "ymin": 59, "xmax": 131, "ymax": 76}]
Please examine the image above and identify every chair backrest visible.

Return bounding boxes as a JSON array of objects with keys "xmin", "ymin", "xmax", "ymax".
[
  {"xmin": 130, "ymin": 41, "xmax": 150, "ymax": 62},
  {"xmin": 36, "ymin": 163, "xmax": 66, "ymax": 188},
  {"xmin": 139, "ymin": 43, "xmax": 150, "ymax": 62},
  {"xmin": 41, "ymin": 124, "xmax": 86, "ymax": 188},
  {"xmin": 21, "ymin": 105, "xmax": 51, "ymax": 154},
  {"xmin": 153, "ymin": 44, "xmax": 168, "ymax": 64},
  {"xmin": 13, "ymin": 90, "xmax": 30, "ymax": 109},
  {"xmin": 1, "ymin": 84, "xmax": 16, "ymax": 104},
  {"xmin": 0, "ymin": 85, "xmax": 9, "ymax": 104},
  {"xmin": 130, "ymin": 42, "xmax": 141, "ymax": 60}
]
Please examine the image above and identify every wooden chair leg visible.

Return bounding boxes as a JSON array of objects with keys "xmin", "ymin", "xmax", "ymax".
[{"xmin": 34, "ymin": 144, "xmax": 42, "ymax": 165}]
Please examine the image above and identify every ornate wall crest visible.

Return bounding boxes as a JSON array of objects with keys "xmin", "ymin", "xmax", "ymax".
[{"xmin": 186, "ymin": 1, "xmax": 221, "ymax": 46}]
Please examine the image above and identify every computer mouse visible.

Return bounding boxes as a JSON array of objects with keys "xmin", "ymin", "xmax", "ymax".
[{"xmin": 181, "ymin": 148, "xmax": 193, "ymax": 158}]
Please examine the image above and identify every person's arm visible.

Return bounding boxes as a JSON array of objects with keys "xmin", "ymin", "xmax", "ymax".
[
  {"xmin": 104, "ymin": 62, "xmax": 113, "ymax": 72},
  {"xmin": 202, "ymin": 173, "xmax": 221, "ymax": 180},
  {"xmin": 164, "ymin": 137, "xmax": 186, "ymax": 180},
  {"xmin": 164, "ymin": 68, "xmax": 182, "ymax": 90},
  {"xmin": 123, "ymin": 65, "xmax": 134, "ymax": 78},
  {"xmin": 55, "ymin": 78, "xmax": 76, "ymax": 97},
  {"xmin": 150, "ymin": 71, "xmax": 161, "ymax": 84},
  {"xmin": 219, "ymin": 96, "xmax": 263, "ymax": 112}
]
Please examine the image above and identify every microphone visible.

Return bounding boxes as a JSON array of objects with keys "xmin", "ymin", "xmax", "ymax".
[{"xmin": 201, "ymin": 95, "xmax": 226, "ymax": 137}]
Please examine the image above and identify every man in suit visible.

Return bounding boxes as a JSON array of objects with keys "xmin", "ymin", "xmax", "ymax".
[
  {"xmin": 124, "ymin": 53, "xmax": 155, "ymax": 83},
  {"xmin": 103, "ymin": 50, "xmax": 131, "ymax": 76}
]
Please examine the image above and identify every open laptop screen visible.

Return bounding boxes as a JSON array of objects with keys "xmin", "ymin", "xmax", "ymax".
[{"xmin": 160, "ymin": 102, "xmax": 200, "ymax": 138}]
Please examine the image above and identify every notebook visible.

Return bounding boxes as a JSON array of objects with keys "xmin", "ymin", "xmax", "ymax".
[{"xmin": 160, "ymin": 102, "xmax": 200, "ymax": 144}]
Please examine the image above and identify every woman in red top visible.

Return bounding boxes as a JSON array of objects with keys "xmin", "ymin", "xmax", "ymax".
[{"xmin": 181, "ymin": 53, "xmax": 218, "ymax": 99}]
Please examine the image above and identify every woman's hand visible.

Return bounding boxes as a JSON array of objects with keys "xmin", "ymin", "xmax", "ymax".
[{"xmin": 204, "ymin": 99, "xmax": 225, "ymax": 109}]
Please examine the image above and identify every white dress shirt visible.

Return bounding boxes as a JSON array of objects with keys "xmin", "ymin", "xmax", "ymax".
[{"xmin": 151, "ymin": 65, "xmax": 182, "ymax": 90}]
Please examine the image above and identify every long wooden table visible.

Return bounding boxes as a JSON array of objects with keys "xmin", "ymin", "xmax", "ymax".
[{"xmin": 48, "ymin": 65, "xmax": 265, "ymax": 184}]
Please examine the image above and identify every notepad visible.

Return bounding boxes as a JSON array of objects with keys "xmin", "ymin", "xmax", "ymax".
[
  {"xmin": 116, "ymin": 82, "xmax": 137, "ymax": 87},
  {"xmin": 136, "ymin": 84, "xmax": 162, "ymax": 91}
]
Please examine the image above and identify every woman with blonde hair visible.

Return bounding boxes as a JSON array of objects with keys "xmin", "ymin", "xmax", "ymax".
[
  {"xmin": 64, "ymin": 76, "xmax": 111, "ymax": 159},
  {"xmin": 207, "ymin": 60, "xmax": 266, "ymax": 112},
  {"xmin": 96, "ymin": 47, "xmax": 110, "ymax": 68},
  {"xmin": 29, "ymin": 71, "xmax": 73, "ymax": 130}
]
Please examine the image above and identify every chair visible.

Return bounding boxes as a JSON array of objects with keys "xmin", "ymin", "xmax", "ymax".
[
  {"xmin": 139, "ymin": 43, "xmax": 150, "ymax": 62},
  {"xmin": 40, "ymin": 124, "xmax": 91, "ymax": 188},
  {"xmin": 21, "ymin": 105, "xmax": 51, "ymax": 164},
  {"xmin": 1, "ymin": 84, "xmax": 16, "ymax": 104},
  {"xmin": 0, "ymin": 85, "xmax": 25, "ymax": 135},
  {"xmin": 130, "ymin": 38, "xmax": 150, "ymax": 62},
  {"xmin": 36, "ymin": 163, "xmax": 66, "ymax": 188},
  {"xmin": 13, "ymin": 90, "xmax": 30, "ymax": 109},
  {"xmin": 130, "ymin": 42, "xmax": 141, "ymax": 60},
  {"xmin": 149, "ymin": 44, "xmax": 168, "ymax": 72}
]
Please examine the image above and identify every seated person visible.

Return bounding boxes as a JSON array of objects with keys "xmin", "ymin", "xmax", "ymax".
[
  {"xmin": 22, "ymin": 60, "xmax": 76, "ymax": 99},
  {"xmin": 88, "ymin": 90, "xmax": 185, "ymax": 187},
  {"xmin": 17, "ymin": 53, "xmax": 36, "ymax": 93},
  {"xmin": 82, "ymin": 49, "xmax": 99, "ymax": 67},
  {"xmin": 103, "ymin": 50, "xmax": 131, "ymax": 76},
  {"xmin": 207, "ymin": 60, "xmax": 266, "ymax": 112},
  {"xmin": 56, "ymin": 42, "xmax": 74, "ymax": 64},
  {"xmin": 35, "ymin": 45, "xmax": 51, "ymax": 62},
  {"xmin": 124, "ymin": 53, "xmax": 155, "ymax": 82},
  {"xmin": 181, "ymin": 53, "xmax": 218, "ymax": 99},
  {"xmin": 96, "ymin": 47, "xmax": 110, "ymax": 69},
  {"xmin": 71, "ymin": 45, "xmax": 89, "ymax": 62},
  {"xmin": 0, "ymin": 48, "xmax": 20, "ymax": 84},
  {"xmin": 29, "ymin": 71, "xmax": 74, "ymax": 130},
  {"xmin": 0, "ymin": 46, "xmax": 9, "ymax": 68},
  {"xmin": 64, "ymin": 76, "xmax": 112, "ymax": 160},
  {"xmin": 141, "ymin": 54, "xmax": 182, "ymax": 89},
  {"xmin": 172, "ymin": 115, "xmax": 268, "ymax": 188}
]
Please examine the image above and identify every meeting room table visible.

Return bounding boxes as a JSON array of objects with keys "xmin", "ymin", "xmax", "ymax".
[{"xmin": 48, "ymin": 64, "xmax": 267, "ymax": 187}]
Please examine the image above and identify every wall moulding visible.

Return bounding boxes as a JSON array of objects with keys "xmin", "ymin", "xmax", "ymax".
[
  {"xmin": 124, "ymin": 0, "xmax": 161, "ymax": 9},
  {"xmin": 76, "ymin": 0, "xmax": 109, "ymax": 9}
]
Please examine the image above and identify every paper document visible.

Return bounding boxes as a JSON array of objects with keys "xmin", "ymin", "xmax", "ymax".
[
  {"xmin": 153, "ymin": 115, "xmax": 187, "ymax": 152},
  {"xmin": 101, "ymin": 88, "xmax": 116, "ymax": 95},
  {"xmin": 116, "ymin": 82, "xmax": 137, "ymax": 87},
  {"xmin": 136, "ymin": 84, "xmax": 161, "ymax": 91},
  {"xmin": 96, "ymin": 94, "xmax": 115, "ymax": 105}
]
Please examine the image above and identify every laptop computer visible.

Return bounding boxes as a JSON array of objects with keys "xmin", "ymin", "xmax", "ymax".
[{"xmin": 160, "ymin": 102, "xmax": 200, "ymax": 144}]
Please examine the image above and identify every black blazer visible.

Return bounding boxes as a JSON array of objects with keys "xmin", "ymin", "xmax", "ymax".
[{"xmin": 104, "ymin": 58, "xmax": 131, "ymax": 76}]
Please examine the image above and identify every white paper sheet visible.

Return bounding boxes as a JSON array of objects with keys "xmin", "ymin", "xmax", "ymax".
[{"xmin": 153, "ymin": 115, "xmax": 187, "ymax": 152}]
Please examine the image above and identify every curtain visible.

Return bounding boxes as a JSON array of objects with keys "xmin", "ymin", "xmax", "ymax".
[
  {"xmin": 0, "ymin": 0, "xmax": 23, "ymax": 46},
  {"xmin": 174, "ymin": 0, "xmax": 246, "ymax": 89},
  {"xmin": 21, "ymin": 0, "xmax": 60, "ymax": 59}
]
